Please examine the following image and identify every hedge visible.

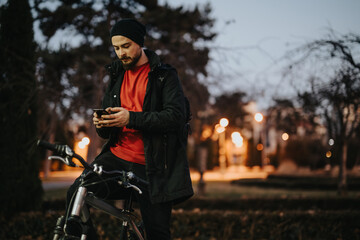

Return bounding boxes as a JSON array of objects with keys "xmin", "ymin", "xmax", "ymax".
[
  {"xmin": 177, "ymin": 197, "xmax": 360, "ymax": 211},
  {"xmin": 1, "ymin": 209, "xmax": 360, "ymax": 240},
  {"xmin": 232, "ymin": 175, "xmax": 360, "ymax": 190},
  {"xmin": 42, "ymin": 196, "xmax": 360, "ymax": 212}
]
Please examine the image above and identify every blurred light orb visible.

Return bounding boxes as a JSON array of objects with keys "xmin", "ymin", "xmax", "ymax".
[
  {"xmin": 254, "ymin": 113, "xmax": 264, "ymax": 123},
  {"xmin": 326, "ymin": 151, "xmax": 332, "ymax": 158},
  {"xmin": 201, "ymin": 128, "xmax": 212, "ymax": 140},
  {"xmin": 82, "ymin": 137, "xmax": 90, "ymax": 145},
  {"xmin": 231, "ymin": 131, "xmax": 241, "ymax": 139},
  {"xmin": 215, "ymin": 124, "xmax": 225, "ymax": 134},
  {"xmin": 219, "ymin": 118, "xmax": 229, "ymax": 127},
  {"xmin": 256, "ymin": 143, "xmax": 264, "ymax": 151},
  {"xmin": 328, "ymin": 139, "xmax": 334, "ymax": 146},
  {"xmin": 78, "ymin": 142, "xmax": 86, "ymax": 149},
  {"xmin": 231, "ymin": 131, "xmax": 243, "ymax": 147},
  {"xmin": 78, "ymin": 137, "xmax": 90, "ymax": 149},
  {"xmin": 282, "ymin": 133, "xmax": 289, "ymax": 141}
]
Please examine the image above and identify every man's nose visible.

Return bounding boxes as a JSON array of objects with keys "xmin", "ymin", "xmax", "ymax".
[{"xmin": 118, "ymin": 49, "xmax": 125, "ymax": 57}]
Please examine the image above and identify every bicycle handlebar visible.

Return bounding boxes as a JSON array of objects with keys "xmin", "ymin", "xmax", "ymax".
[
  {"xmin": 37, "ymin": 139, "xmax": 92, "ymax": 170},
  {"xmin": 37, "ymin": 140, "xmax": 58, "ymax": 152},
  {"xmin": 37, "ymin": 139, "xmax": 149, "ymax": 191}
]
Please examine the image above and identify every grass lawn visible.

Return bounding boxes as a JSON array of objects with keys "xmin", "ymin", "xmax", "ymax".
[
  {"xmin": 194, "ymin": 181, "xmax": 360, "ymax": 199},
  {"xmin": 43, "ymin": 180, "xmax": 360, "ymax": 202},
  {"xmin": 43, "ymin": 188, "xmax": 68, "ymax": 201}
]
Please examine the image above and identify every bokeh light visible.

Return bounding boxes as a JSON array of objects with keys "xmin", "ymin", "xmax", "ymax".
[
  {"xmin": 231, "ymin": 131, "xmax": 243, "ymax": 147},
  {"xmin": 282, "ymin": 133, "xmax": 289, "ymax": 141},
  {"xmin": 219, "ymin": 118, "xmax": 229, "ymax": 127},
  {"xmin": 254, "ymin": 113, "xmax": 264, "ymax": 123}
]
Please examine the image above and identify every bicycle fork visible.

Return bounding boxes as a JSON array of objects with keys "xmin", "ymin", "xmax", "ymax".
[
  {"xmin": 71, "ymin": 186, "xmax": 89, "ymax": 219},
  {"xmin": 53, "ymin": 216, "xmax": 65, "ymax": 240},
  {"xmin": 57, "ymin": 186, "xmax": 90, "ymax": 240}
]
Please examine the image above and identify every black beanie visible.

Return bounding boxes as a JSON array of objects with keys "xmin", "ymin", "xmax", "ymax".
[{"xmin": 110, "ymin": 19, "xmax": 146, "ymax": 47}]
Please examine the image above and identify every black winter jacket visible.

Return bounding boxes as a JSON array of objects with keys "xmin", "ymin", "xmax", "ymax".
[{"xmin": 96, "ymin": 49, "xmax": 194, "ymax": 204}]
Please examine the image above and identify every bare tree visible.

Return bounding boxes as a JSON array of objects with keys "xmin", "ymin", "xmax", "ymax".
[{"xmin": 284, "ymin": 31, "xmax": 360, "ymax": 195}]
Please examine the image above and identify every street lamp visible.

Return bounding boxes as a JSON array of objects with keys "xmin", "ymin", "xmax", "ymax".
[
  {"xmin": 216, "ymin": 118, "xmax": 229, "ymax": 173},
  {"xmin": 254, "ymin": 112, "xmax": 265, "ymax": 168},
  {"xmin": 72, "ymin": 136, "xmax": 91, "ymax": 169},
  {"xmin": 231, "ymin": 131, "xmax": 244, "ymax": 166},
  {"xmin": 231, "ymin": 131, "xmax": 243, "ymax": 147},
  {"xmin": 78, "ymin": 137, "xmax": 90, "ymax": 149}
]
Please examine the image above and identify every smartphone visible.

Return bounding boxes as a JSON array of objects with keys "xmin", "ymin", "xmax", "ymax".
[{"xmin": 93, "ymin": 109, "xmax": 109, "ymax": 117}]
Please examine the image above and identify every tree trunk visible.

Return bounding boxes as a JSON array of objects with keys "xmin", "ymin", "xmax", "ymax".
[
  {"xmin": 43, "ymin": 132, "xmax": 55, "ymax": 179},
  {"xmin": 338, "ymin": 141, "xmax": 348, "ymax": 196},
  {"xmin": 0, "ymin": 0, "xmax": 43, "ymax": 215}
]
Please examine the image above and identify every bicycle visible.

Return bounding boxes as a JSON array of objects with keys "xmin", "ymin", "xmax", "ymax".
[{"xmin": 37, "ymin": 140, "xmax": 148, "ymax": 240}]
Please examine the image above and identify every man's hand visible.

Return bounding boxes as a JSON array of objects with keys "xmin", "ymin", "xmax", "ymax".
[
  {"xmin": 96, "ymin": 107, "xmax": 129, "ymax": 128},
  {"xmin": 93, "ymin": 110, "xmax": 109, "ymax": 128}
]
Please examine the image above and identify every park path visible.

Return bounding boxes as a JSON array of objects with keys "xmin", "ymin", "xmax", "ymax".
[{"xmin": 41, "ymin": 166, "xmax": 269, "ymax": 191}]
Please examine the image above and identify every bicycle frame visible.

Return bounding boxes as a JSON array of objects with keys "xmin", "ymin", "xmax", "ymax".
[
  {"xmin": 85, "ymin": 193, "xmax": 145, "ymax": 239},
  {"xmin": 60, "ymin": 185, "xmax": 145, "ymax": 240}
]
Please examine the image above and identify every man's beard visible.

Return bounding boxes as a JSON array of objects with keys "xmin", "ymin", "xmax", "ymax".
[{"xmin": 121, "ymin": 50, "xmax": 142, "ymax": 70}]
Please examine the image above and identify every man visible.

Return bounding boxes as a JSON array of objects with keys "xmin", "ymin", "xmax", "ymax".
[{"xmin": 65, "ymin": 19, "xmax": 193, "ymax": 239}]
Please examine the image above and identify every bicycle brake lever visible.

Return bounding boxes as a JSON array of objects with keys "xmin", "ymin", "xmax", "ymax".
[
  {"xmin": 48, "ymin": 156, "xmax": 65, "ymax": 162},
  {"xmin": 61, "ymin": 145, "xmax": 74, "ymax": 157},
  {"xmin": 121, "ymin": 182, "xmax": 143, "ymax": 195},
  {"xmin": 48, "ymin": 156, "xmax": 77, "ymax": 167}
]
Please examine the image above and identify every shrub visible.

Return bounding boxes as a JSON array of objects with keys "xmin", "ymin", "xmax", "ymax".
[
  {"xmin": 284, "ymin": 138, "xmax": 327, "ymax": 169},
  {"xmin": 1, "ymin": 209, "xmax": 360, "ymax": 240}
]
